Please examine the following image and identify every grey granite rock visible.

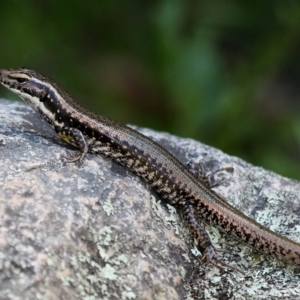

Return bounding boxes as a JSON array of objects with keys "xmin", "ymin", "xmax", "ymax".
[{"xmin": 0, "ymin": 99, "xmax": 300, "ymax": 300}]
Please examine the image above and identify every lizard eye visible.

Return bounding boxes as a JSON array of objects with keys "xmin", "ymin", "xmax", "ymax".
[{"xmin": 16, "ymin": 77, "xmax": 28, "ymax": 84}]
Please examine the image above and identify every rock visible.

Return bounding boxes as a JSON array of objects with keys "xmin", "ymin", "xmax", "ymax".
[{"xmin": 0, "ymin": 99, "xmax": 300, "ymax": 300}]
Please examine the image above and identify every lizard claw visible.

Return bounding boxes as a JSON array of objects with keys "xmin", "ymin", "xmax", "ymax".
[{"xmin": 202, "ymin": 246, "xmax": 245, "ymax": 274}]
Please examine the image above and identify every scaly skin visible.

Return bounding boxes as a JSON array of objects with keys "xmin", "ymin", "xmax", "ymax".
[{"xmin": 1, "ymin": 68, "xmax": 300, "ymax": 272}]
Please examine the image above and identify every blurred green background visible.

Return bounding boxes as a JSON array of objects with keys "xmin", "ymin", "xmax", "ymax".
[{"xmin": 1, "ymin": 0, "xmax": 300, "ymax": 180}]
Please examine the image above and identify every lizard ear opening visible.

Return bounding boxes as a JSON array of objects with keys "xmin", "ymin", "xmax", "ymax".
[{"xmin": 40, "ymin": 90, "xmax": 48, "ymax": 102}]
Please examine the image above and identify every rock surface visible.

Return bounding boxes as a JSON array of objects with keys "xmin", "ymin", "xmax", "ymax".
[{"xmin": 0, "ymin": 99, "xmax": 300, "ymax": 300}]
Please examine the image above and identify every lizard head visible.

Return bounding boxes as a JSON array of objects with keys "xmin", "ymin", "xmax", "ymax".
[{"xmin": 0, "ymin": 68, "xmax": 70, "ymax": 127}]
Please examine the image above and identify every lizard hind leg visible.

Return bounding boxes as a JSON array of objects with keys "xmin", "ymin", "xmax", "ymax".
[
  {"xmin": 182, "ymin": 201, "xmax": 244, "ymax": 274},
  {"xmin": 187, "ymin": 161, "xmax": 233, "ymax": 188}
]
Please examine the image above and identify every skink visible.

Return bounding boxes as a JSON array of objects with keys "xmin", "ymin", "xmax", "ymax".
[{"xmin": 1, "ymin": 68, "xmax": 300, "ymax": 272}]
